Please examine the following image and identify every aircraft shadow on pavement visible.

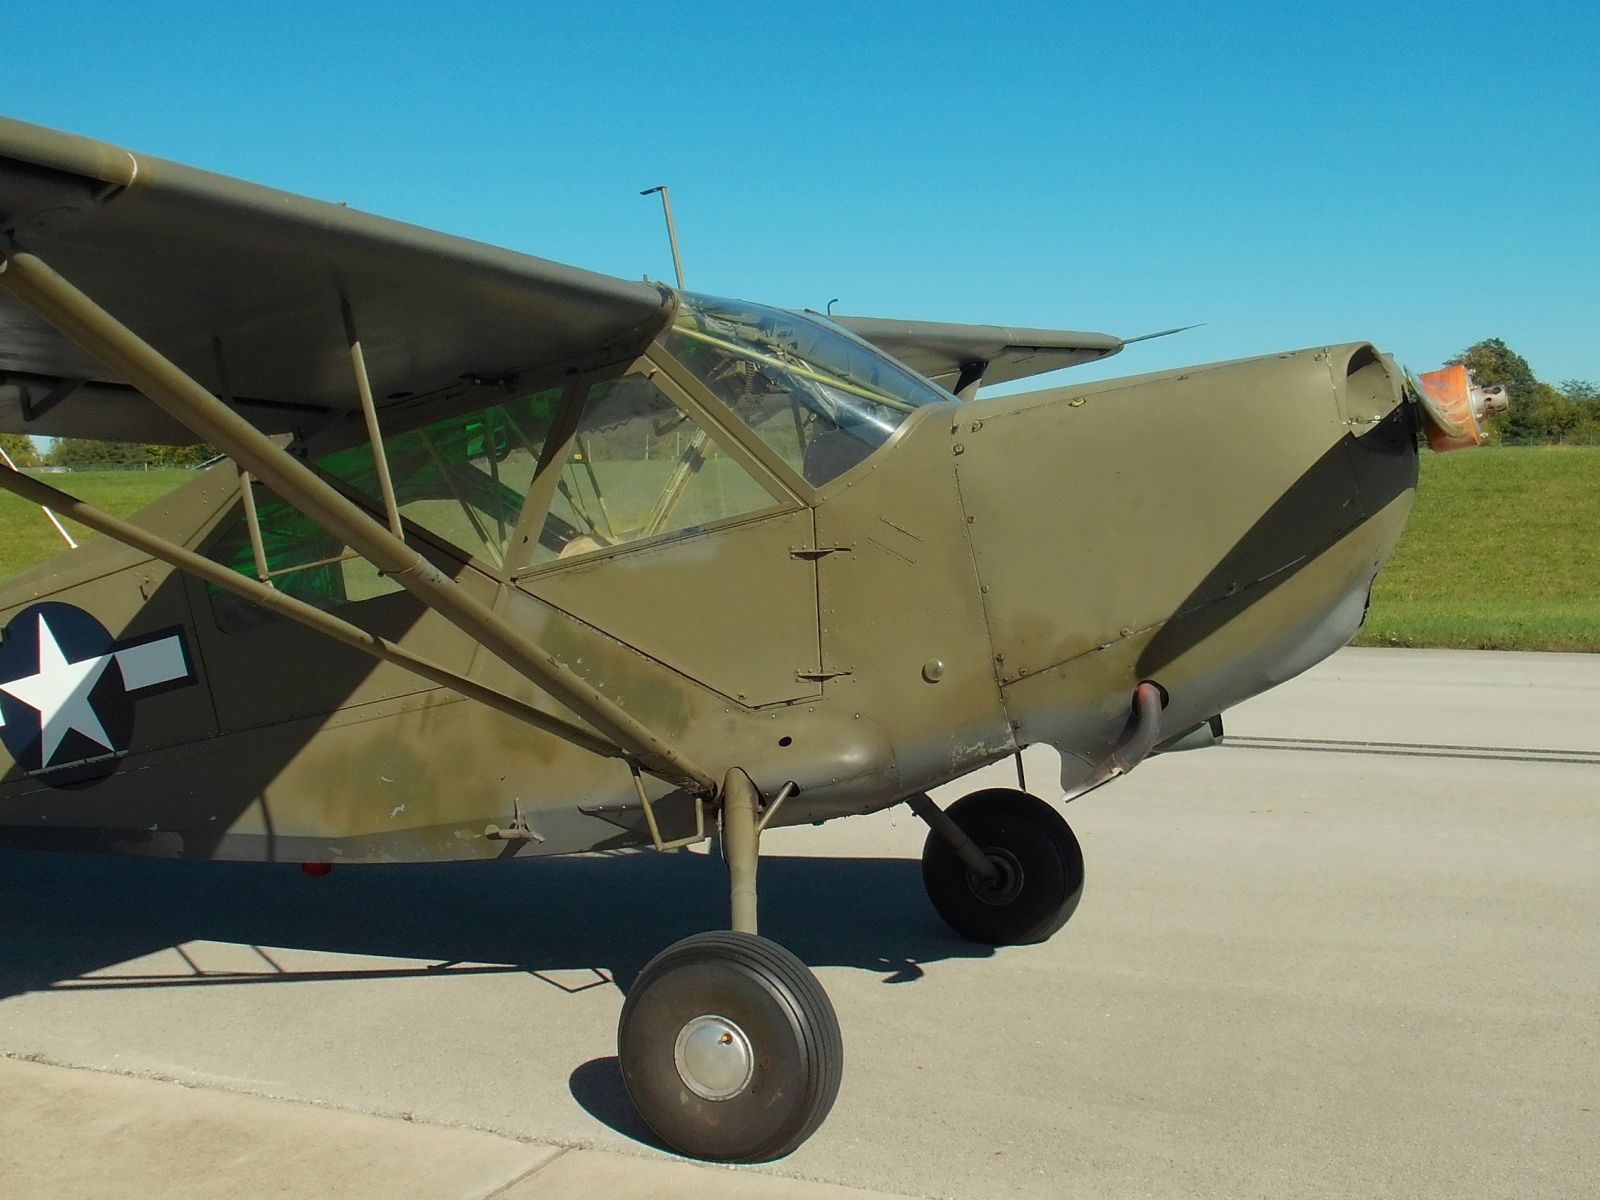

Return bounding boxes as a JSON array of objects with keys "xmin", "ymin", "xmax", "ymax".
[{"xmin": 0, "ymin": 847, "xmax": 990, "ymax": 1004}]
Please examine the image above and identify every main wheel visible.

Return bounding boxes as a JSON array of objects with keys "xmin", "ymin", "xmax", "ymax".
[
  {"xmin": 921, "ymin": 788, "xmax": 1084, "ymax": 945},
  {"xmin": 618, "ymin": 931, "xmax": 843, "ymax": 1162}
]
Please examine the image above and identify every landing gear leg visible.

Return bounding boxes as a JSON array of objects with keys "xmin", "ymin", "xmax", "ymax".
[
  {"xmin": 723, "ymin": 765, "xmax": 760, "ymax": 934},
  {"xmin": 617, "ymin": 769, "xmax": 844, "ymax": 1162}
]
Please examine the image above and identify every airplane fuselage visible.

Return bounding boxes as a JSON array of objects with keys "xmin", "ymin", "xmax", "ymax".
[{"xmin": 0, "ymin": 337, "xmax": 1417, "ymax": 861}]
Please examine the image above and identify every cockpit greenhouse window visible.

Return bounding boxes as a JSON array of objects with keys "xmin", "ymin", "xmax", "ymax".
[
  {"xmin": 318, "ymin": 387, "xmax": 562, "ymax": 568},
  {"xmin": 659, "ymin": 294, "xmax": 950, "ymax": 487},
  {"xmin": 207, "ymin": 388, "xmax": 562, "ymax": 631}
]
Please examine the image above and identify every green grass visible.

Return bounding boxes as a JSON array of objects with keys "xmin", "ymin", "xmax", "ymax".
[
  {"xmin": 0, "ymin": 469, "xmax": 193, "ymax": 580},
  {"xmin": 1355, "ymin": 446, "xmax": 1600, "ymax": 651},
  {"xmin": 4, "ymin": 451, "xmax": 1597, "ymax": 652}
]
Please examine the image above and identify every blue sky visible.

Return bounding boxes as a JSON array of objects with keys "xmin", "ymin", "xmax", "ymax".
[{"xmin": 9, "ymin": 1, "xmax": 1598, "ymax": 389}]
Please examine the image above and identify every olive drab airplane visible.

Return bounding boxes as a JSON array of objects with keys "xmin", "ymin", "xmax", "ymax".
[{"xmin": 0, "ymin": 116, "xmax": 1503, "ymax": 1162}]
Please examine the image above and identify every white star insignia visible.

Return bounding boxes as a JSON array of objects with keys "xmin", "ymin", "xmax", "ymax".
[{"xmin": 0, "ymin": 613, "xmax": 116, "ymax": 767}]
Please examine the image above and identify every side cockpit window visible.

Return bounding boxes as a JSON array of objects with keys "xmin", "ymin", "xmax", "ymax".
[
  {"xmin": 318, "ymin": 388, "xmax": 562, "ymax": 569},
  {"xmin": 205, "ymin": 484, "xmax": 384, "ymax": 633},
  {"xmin": 205, "ymin": 388, "xmax": 563, "ymax": 632},
  {"xmin": 528, "ymin": 371, "xmax": 779, "ymax": 566},
  {"xmin": 658, "ymin": 294, "xmax": 950, "ymax": 487},
  {"xmin": 205, "ymin": 368, "xmax": 788, "ymax": 629}
]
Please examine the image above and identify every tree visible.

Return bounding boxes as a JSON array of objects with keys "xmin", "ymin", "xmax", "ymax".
[
  {"xmin": 0, "ymin": 432, "xmax": 41, "ymax": 467},
  {"xmin": 1525, "ymin": 381, "xmax": 1582, "ymax": 442},
  {"xmin": 1449, "ymin": 338, "xmax": 1544, "ymax": 443},
  {"xmin": 1448, "ymin": 342, "xmax": 1600, "ymax": 445},
  {"xmin": 1558, "ymin": 379, "xmax": 1598, "ymax": 406},
  {"xmin": 145, "ymin": 443, "xmax": 215, "ymax": 468},
  {"xmin": 1559, "ymin": 379, "xmax": 1600, "ymax": 445},
  {"xmin": 46, "ymin": 438, "xmax": 150, "ymax": 469},
  {"xmin": 40, "ymin": 439, "xmax": 215, "ymax": 469}
]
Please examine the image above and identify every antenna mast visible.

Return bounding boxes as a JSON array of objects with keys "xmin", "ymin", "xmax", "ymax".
[{"xmin": 639, "ymin": 185, "xmax": 685, "ymax": 290}]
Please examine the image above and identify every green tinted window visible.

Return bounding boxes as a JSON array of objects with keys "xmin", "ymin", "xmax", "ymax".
[
  {"xmin": 207, "ymin": 388, "xmax": 562, "ymax": 631},
  {"xmin": 320, "ymin": 388, "xmax": 562, "ymax": 568},
  {"xmin": 205, "ymin": 480, "xmax": 397, "ymax": 633}
]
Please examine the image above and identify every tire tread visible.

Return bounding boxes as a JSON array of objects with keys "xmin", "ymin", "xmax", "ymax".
[
  {"xmin": 920, "ymin": 788, "xmax": 1084, "ymax": 945},
  {"xmin": 620, "ymin": 930, "xmax": 842, "ymax": 1162}
]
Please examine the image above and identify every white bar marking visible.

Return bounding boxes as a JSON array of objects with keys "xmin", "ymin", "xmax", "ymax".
[{"xmin": 115, "ymin": 636, "xmax": 187, "ymax": 692}]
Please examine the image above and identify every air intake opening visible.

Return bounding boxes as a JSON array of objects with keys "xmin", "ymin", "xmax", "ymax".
[{"xmin": 1341, "ymin": 344, "xmax": 1396, "ymax": 424}]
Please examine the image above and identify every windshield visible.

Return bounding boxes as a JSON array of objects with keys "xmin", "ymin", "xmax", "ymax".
[{"xmin": 660, "ymin": 294, "xmax": 951, "ymax": 486}]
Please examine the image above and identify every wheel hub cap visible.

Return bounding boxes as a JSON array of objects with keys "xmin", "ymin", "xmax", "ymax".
[{"xmin": 673, "ymin": 1014, "xmax": 755, "ymax": 1101}]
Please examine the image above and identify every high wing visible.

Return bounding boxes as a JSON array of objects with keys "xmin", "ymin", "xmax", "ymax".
[
  {"xmin": 0, "ymin": 117, "xmax": 672, "ymax": 443},
  {"xmin": 830, "ymin": 314, "xmax": 1124, "ymax": 396}
]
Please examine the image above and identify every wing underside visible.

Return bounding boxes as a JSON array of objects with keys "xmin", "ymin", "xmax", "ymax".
[
  {"xmin": 0, "ymin": 117, "xmax": 672, "ymax": 443},
  {"xmin": 831, "ymin": 314, "xmax": 1124, "ymax": 392}
]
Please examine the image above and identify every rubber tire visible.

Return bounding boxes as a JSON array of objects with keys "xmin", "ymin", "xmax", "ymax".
[
  {"xmin": 921, "ymin": 788, "xmax": 1085, "ymax": 945},
  {"xmin": 618, "ymin": 931, "xmax": 843, "ymax": 1163}
]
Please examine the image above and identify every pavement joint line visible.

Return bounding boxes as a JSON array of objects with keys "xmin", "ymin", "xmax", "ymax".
[
  {"xmin": 0, "ymin": 1049, "xmax": 899, "ymax": 1197},
  {"xmin": 0, "ymin": 1048, "xmax": 588, "ymax": 1153},
  {"xmin": 478, "ymin": 1146, "xmax": 573, "ymax": 1200},
  {"xmin": 1236, "ymin": 734, "xmax": 1600, "ymax": 756},
  {"xmin": 1224, "ymin": 736, "xmax": 1600, "ymax": 767}
]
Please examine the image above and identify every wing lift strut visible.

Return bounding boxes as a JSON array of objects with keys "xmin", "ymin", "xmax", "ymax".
[{"xmin": 0, "ymin": 242, "xmax": 718, "ymax": 797}]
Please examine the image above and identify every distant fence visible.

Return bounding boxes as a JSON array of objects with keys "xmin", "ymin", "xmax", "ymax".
[{"xmin": 19, "ymin": 464, "xmax": 201, "ymax": 473}]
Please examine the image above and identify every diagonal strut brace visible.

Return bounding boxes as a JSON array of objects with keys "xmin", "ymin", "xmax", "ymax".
[
  {"xmin": 0, "ymin": 243, "xmax": 716, "ymax": 793},
  {"xmin": 0, "ymin": 465, "xmax": 624, "ymax": 760}
]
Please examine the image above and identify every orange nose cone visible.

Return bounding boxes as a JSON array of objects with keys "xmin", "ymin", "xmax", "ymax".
[{"xmin": 1417, "ymin": 364, "xmax": 1486, "ymax": 452}]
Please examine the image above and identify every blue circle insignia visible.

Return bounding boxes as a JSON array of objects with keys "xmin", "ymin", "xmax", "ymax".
[{"xmin": 0, "ymin": 601, "xmax": 192, "ymax": 781}]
